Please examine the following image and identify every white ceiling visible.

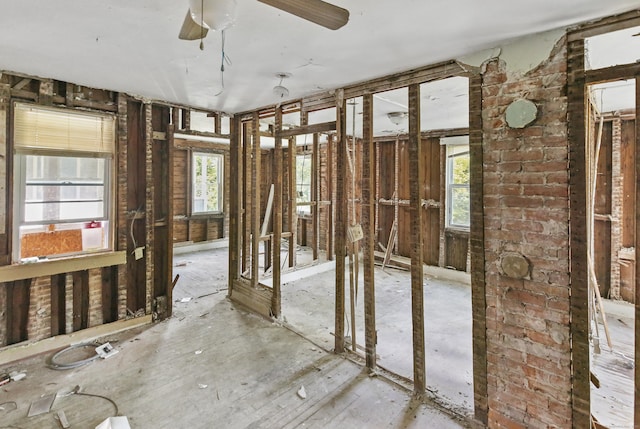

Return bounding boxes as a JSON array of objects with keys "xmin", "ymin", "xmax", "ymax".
[{"xmin": 1, "ymin": 0, "xmax": 639, "ymax": 117}]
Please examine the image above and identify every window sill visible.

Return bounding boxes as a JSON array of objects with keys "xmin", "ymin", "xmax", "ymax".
[
  {"xmin": 445, "ymin": 227, "xmax": 470, "ymax": 235},
  {"xmin": 0, "ymin": 251, "xmax": 126, "ymax": 283}
]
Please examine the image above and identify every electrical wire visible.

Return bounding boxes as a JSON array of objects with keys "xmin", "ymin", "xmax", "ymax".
[
  {"xmin": 49, "ymin": 344, "xmax": 101, "ymax": 370},
  {"xmin": 75, "ymin": 392, "xmax": 119, "ymax": 417},
  {"xmin": 214, "ymin": 30, "xmax": 233, "ymax": 96}
]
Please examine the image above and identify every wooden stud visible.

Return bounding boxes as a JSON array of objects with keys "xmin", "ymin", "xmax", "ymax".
[
  {"xmin": 228, "ymin": 117, "xmax": 241, "ymax": 294},
  {"xmin": 468, "ymin": 74, "xmax": 488, "ymax": 424},
  {"xmin": 394, "ymin": 138, "xmax": 400, "ymax": 253},
  {"xmin": 181, "ymin": 109, "xmax": 190, "ymax": 131},
  {"xmin": 72, "ymin": 270, "xmax": 89, "ymax": 331},
  {"xmin": 272, "ymin": 107, "xmax": 283, "ymax": 317},
  {"xmin": 6, "ymin": 279, "xmax": 31, "ymax": 344},
  {"xmin": 327, "ymin": 134, "xmax": 334, "ymax": 260},
  {"xmin": 242, "ymin": 122, "xmax": 251, "ymax": 274},
  {"xmin": 65, "ymin": 82, "xmax": 74, "ymax": 107},
  {"xmin": 635, "ymin": 75, "xmax": 640, "ymax": 429},
  {"xmin": 312, "ymin": 133, "xmax": 319, "ymax": 261},
  {"xmin": 0, "ymin": 82, "xmax": 9, "ymax": 259},
  {"xmin": 251, "ymin": 112, "xmax": 261, "ymax": 287},
  {"xmin": 335, "ymin": 92, "xmax": 347, "ymax": 354},
  {"xmin": 165, "ymin": 122, "xmax": 175, "ymax": 315},
  {"xmin": 101, "ymin": 266, "xmax": 118, "ymax": 324},
  {"xmin": 362, "ymin": 93, "xmax": 377, "ymax": 369},
  {"xmin": 408, "ymin": 83, "xmax": 425, "ymax": 394},
  {"xmin": 288, "ymin": 137, "xmax": 297, "ymax": 268},
  {"xmin": 567, "ymin": 37, "xmax": 591, "ymax": 429}
]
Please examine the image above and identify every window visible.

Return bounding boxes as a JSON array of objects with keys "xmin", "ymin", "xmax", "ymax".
[
  {"xmin": 192, "ymin": 152, "xmax": 223, "ymax": 214},
  {"xmin": 445, "ymin": 140, "xmax": 470, "ymax": 229},
  {"xmin": 296, "ymin": 153, "xmax": 312, "ymax": 214},
  {"xmin": 13, "ymin": 103, "xmax": 115, "ymax": 261}
]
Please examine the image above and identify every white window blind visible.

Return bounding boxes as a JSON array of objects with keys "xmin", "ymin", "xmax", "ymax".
[{"xmin": 13, "ymin": 102, "xmax": 115, "ymax": 153}]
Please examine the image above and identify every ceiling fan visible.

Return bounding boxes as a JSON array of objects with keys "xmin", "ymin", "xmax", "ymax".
[{"xmin": 179, "ymin": 0, "xmax": 350, "ymax": 41}]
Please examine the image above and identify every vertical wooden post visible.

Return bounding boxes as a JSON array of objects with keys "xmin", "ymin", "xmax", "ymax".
[
  {"xmin": 567, "ymin": 38, "xmax": 591, "ymax": 429},
  {"xmin": 335, "ymin": 92, "xmax": 347, "ymax": 353},
  {"xmin": 116, "ymin": 94, "xmax": 129, "ymax": 320},
  {"xmin": 166, "ymin": 123, "xmax": 175, "ymax": 315},
  {"xmin": 362, "ymin": 93, "xmax": 377, "ymax": 369},
  {"xmin": 228, "ymin": 117, "xmax": 241, "ymax": 294},
  {"xmin": 634, "ymin": 75, "xmax": 640, "ymax": 429},
  {"xmin": 312, "ymin": 133, "xmax": 320, "ymax": 260},
  {"xmin": 101, "ymin": 266, "xmax": 118, "ymax": 324},
  {"xmin": 6, "ymin": 279, "xmax": 31, "ymax": 345},
  {"xmin": 72, "ymin": 270, "xmax": 89, "ymax": 331},
  {"xmin": 327, "ymin": 134, "xmax": 335, "ymax": 260},
  {"xmin": 242, "ymin": 122, "xmax": 251, "ymax": 273},
  {"xmin": 0, "ymin": 81, "xmax": 9, "ymax": 261},
  {"xmin": 272, "ymin": 107, "xmax": 283, "ymax": 318},
  {"xmin": 251, "ymin": 113, "xmax": 261, "ymax": 287},
  {"xmin": 408, "ymin": 83, "xmax": 425, "ymax": 393},
  {"xmin": 469, "ymin": 74, "xmax": 488, "ymax": 424},
  {"xmin": 394, "ymin": 136, "xmax": 400, "ymax": 252},
  {"xmin": 288, "ymin": 136, "xmax": 297, "ymax": 268}
]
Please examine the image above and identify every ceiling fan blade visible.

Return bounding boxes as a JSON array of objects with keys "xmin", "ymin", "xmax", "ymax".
[
  {"xmin": 258, "ymin": 0, "xmax": 349, "ymax": 30},
  {"xmin": 178, "ymin": 10, "xmax": 209, "ymax": 40}
]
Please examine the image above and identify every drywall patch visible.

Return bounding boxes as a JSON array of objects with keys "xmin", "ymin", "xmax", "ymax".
[{"xmin": 457, "ymin": 28, "xmax": 566, "ymax": 75}]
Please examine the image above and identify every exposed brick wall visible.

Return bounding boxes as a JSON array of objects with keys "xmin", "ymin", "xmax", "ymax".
[
  {"xmin": 88, "ymin": 268, "xmax": 103, "ymax": 327},
  {"xmin": 27, "ymin": 276, "xmax": 52, "ymax": 341},
  {"xmin": 482, "ymin": 37, "xmax": 572, "ymax": 428}
]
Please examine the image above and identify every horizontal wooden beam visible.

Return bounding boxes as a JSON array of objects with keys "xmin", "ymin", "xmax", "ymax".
[
  {"xmin": 177, "ymin": 129, "xmax": 231, "ymax": 140},
  {"xmin": 586, "ymin": 63, "xmax": 640, "ymax": 85},
  {"xmin": 0, "ymin": 251, "xmax": 126, "ymax": 283},
  {"xmin": 276, "ymin": 121, "xmax": 336, "ymax": 138},
  {"xmin": 568, "ymin": 9, "xmax": 640, "ymax": 41}
]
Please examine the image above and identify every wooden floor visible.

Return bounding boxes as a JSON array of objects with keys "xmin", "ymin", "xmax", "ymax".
[{"xmin": 0, "ymin": 248, "xmax": 471, "ymax": 428}]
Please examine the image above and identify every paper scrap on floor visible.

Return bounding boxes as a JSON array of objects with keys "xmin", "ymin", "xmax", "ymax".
[{"xmin": 95, "ymin": 416, "xmax": 131, "ymax": 429}]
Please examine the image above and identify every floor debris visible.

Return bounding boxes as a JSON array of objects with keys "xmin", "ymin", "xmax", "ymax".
[
  {"xmin": 28, "ymin": 393, "xmax": 56, "ymax": 417},
  {"xmin": 95, "ymin": 416, "xmax": 131, "ymax": 429},
  {"xmin": 297, "ymin": 385, "xmax": 307, "ymax": 399},
  {"xmin": 0, "ymin": 401, "xmax": 17, "ymax": 414}
]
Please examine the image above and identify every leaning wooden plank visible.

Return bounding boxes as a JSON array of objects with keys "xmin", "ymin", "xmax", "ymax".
[
  {"xmin": 261, "ymin": 184, "xmax": 275, "ymax": 237},
  {"xmin": 382, "ymin": 220, "xmax": 397, "ymax": 270}
]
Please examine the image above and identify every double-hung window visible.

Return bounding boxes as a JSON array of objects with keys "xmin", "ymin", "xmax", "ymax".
[
  {"xmin": 192, "ymin": 152, "xmax": 223, "ymax": 214},
  {"xmin": 13, "ymin": 103, "xmax": 115, "ymax": 262},
  {"xmin": 444, "ymin": 137, "xmax": 470, "ymax": 229},
  {"xmin": 296, "ymin": 153, "xmax": 312, "ymax": 215}
]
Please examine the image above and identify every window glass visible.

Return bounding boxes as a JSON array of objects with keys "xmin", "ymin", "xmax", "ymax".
[
  {"xmin": 192, "ymin": 152, "xmax": 223, "ymax": 213},
  {"xmin": 296, "ymin": 153, "xmax": 312, "ymax": 214},
  {"xmin": 446, "ymin": 143, "xmax": 470, "ymax": 229}
]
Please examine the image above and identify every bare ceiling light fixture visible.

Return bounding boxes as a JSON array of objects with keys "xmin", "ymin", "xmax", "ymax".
[
  {"xmin": 387, "ymin": 111, "xmax": 408, "ymax": 126},
  {"xmin": 273, "ymin": 72, "xmax": 292, "ymax": 99}
]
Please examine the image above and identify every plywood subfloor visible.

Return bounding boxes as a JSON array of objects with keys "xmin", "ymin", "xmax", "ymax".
[{"xmin": 0, "ymin": 248, "xmax": 468, "ymax": 429}]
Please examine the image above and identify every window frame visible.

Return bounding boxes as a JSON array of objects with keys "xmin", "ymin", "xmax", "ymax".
[
  {"xmin": 445, "ymin": 140, "xmax": 470, "ymax": 231},
  {"xmin": 295, "ymin": 152, "xmax": 312, "ymax": 215},
  {"xmin": 191, "ymin": 151, "xmax": 224, "ymax": 215},
  {"xmin": 11, "ymin": 102, "xmax": 116, "ymax": 262}
]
